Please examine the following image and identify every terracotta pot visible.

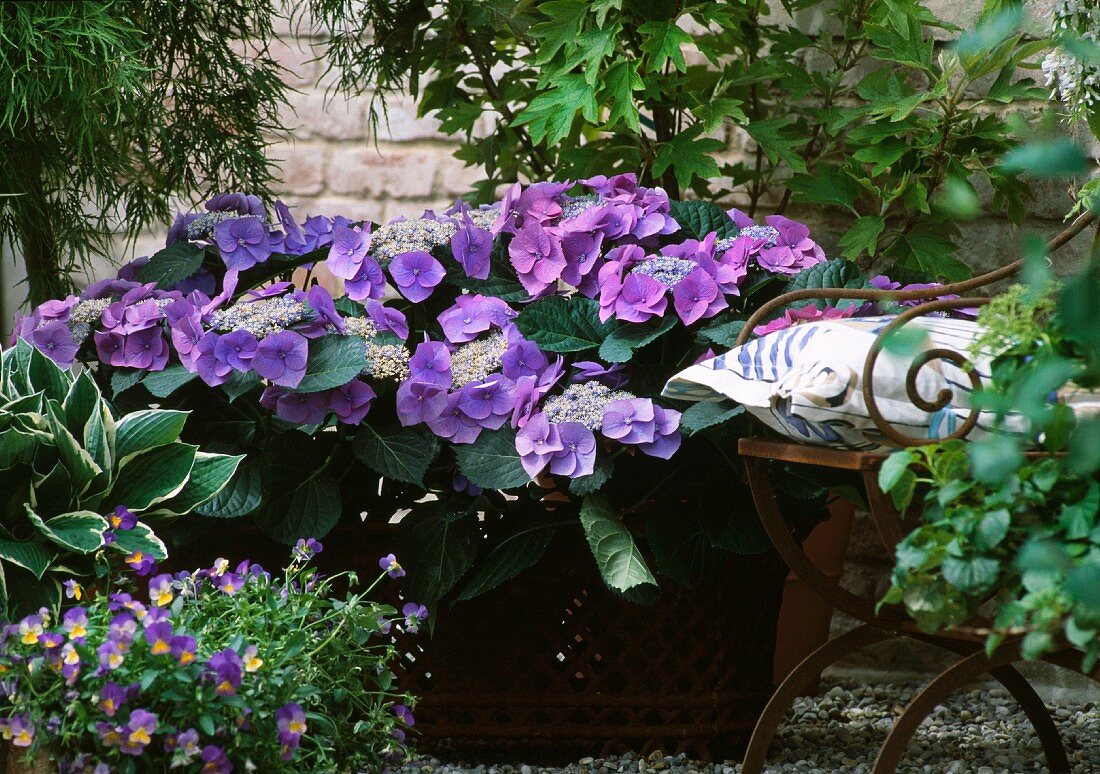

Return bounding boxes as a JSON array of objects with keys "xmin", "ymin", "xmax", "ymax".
[{"xmin": 772, "ymin": 496, "xmax": 856, "ymax": 684}]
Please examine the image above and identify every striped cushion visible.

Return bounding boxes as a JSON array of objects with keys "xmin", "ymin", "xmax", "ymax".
[{"xmin": 662, "ymin": 316, "xmax": 1006, "ymax": 450}]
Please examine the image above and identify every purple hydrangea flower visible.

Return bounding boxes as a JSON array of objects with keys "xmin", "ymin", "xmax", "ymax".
[
  {"xmin": 389, "ymin": 250, "xmax": 446, "ymax": 303},
  {"xmin": 456, "ymin": 375, "xmax": 515, "ymax": 429},
  {"xmin": 637, "ymin": 405, "xmax": 682, "ymax": 459},
  {"xmin": 252, "ymin": 330, "xmax": 308, "ymax": 388},
  {"xmin": 206, "ymin": 192, "xmax": 265, "ymax": 217},
  {"xmin": 30, "ymin": 321, "xmax": 79, "ymax": 366},
  {"xmin": 548, "ymin": 422, "xmax": 597, "ymax": 478},
  {"xmin": 194, "ymin": 332, "xmax": 233, "ymax": 386},
  {"xmin": 671, "ymin": 268, "xmax": 725, "ymax": 325},
  {"xmin": 757, "ymin": 215, "xmax": 825, "ymax": 274},
  {"xmin": 327, "ymin": 379, "xmax": 375, "ymax": 425},
  {"xmin": 274, "ymin": 200, "xmax": 307, "ymax": 254},
  {"xmin": 509, "ymin": 222, "xmax": 566, "ymax": 296},
  {"xmin": 407, "ymin": 340, "xmax": 452, "ymax": 388},
  {"xmin": 601, "ymin": 398, "xmax": 656, "ymax": 445},
  {"xmin": 570, "ymin": 361, "xmax": 628, "ymax": 389},
  {"xmin": 214, "ymin": 329, "xmax": 259, "ymax": 372},
  {"xmin": 261, "ymin": 386, "xmax": 329, "ymax": 424},
  {"xmin": 451, "ymin": 215, "xmax": 493, "ymax": 280},
  {"xmin": 501, "ymin": 337, "xmax": 548, "ymax": 380},
  {"xmin": 426, "ymin": 392, "xmax": 484, "ymax": 444},
  {"xmin": 214, "ymin": 216, "xmax": 272, "ymax": 271},
  {"xmin": 395, "ymin": 380, "xmax": 448, "ymax": 427},
  {"xmin": 365, "ymin": 300, "xmax": 409, "ymax": 340},
  {"xmin": 438, "ymin": 294, "xmax": 516, "ymax": 344},
  {"xmin": 515, "ymin": 413, "xmax": 564, "ymax": 478},
  {"xmin": 344, "ymin": 254, "xmax": 388, "ymax": 302},
  {"xmin": 326, "ymin": 224, "xmax": 371, "ymax": 280}
]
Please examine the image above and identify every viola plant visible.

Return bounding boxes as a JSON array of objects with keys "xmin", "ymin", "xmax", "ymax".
[
  {"xmin": 0, "ymin": 340, "xmax": 242, "ymax": 620},
  {"xmin": 16, "ymin": 179, "xmax": 948, "ymax": 606},
  {"xmin": 0, "ymin": 542, "xmax": 419, "ymax": 772}
]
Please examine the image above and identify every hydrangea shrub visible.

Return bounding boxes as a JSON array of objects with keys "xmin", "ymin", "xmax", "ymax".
[{"xmin": 16, "ymin": 178, "xmax": 943, "ymax": 605}]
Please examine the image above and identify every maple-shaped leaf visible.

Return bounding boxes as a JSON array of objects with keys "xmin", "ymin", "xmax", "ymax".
[
  {"xmin": 651, "ymin": 126, "xmax": 724, "ymax": 190},
  {"xmin": 638, "ymin": 20, "xmax": 691, "ymax": 73},
  {"xmin": 513, "ymin": 74, "xmax": 599, "ymax": 146},
  {"xmin": 601, "ymin": 59, "xmax": 643, "ymax": 132}
]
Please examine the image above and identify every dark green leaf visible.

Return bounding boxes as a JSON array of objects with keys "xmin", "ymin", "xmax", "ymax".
[
  {"xmin": 293, "ymin": 334, "xmax": 366, "ymax": 393},
  {"xmin": 514, "ymin": 296, "xmax": 613, "ymax": 353},
  {"xmin": 599, "ymin": 316, "xmax": 676, "ymax": 363},
  {"xmin": 151, "ymin": 452, "xmax": 244, "ymax": 516},
  {"xmin": 668, "ymin": 199, "xmax": 739, "ymax": 241},
  {"xmin": 579, "ymin": 494, "xmax": 657, "ymax": 594},
  {"xmin": 456, "ymin": 517, "xmax": 556, "ymax": 600},
  {"xmin": 787, "ymin": 257, "xmax": 869, "ymax": 309},
  {"xmin": 697, "ymin": 318, "xmax": 746, "ymax": 347},
  {"xmin": 942, "ymin": 555, "xmax": 1000, "ymax": 593},
  {"xmin": 568, "ymin": 454, "xmax": 612, "ymax": 496},
  {"xmin": 26, "ymin": 508, "xmax": 107, "ymax": 553},
  {"xmin": 196, "ymin": 457, "xmax": 263, "ymax": 518},
  {"xmin": 109, "ymin": 443, "xmax": 197, "ymax": 511},
  {"xmin": 679, "ymin": 401, "xmax": 744, "ymax": 436},
  {"xmin": 0, "ymin": 539, "xmax": 56, "ymax": 579},
  {"xmin": 652, "ymin": 128, "xmax": 725, "ymax": 191},
  {"xmin": 353, "ymin": 421, "xmax": 439, "ymax": 486},
  {"xmin": 395, "ymin": 507, "xmax": 479, "ymax": 604},
  {"xmin": 142, "ymin": 365, "xmax": 198, "ymax": 398},
  {"xmin": 135, "ymin": 243, "xmax": 204, "ymax": 288},
  {"xmin": 110, "ymin": 369, "xmax": 145, "ymax": 397},
  {"xmin": 115, "ymin": 409, "xmax": 189, "ymax": 462},
  {"xmin": 109, "ymin": 521, "xmax": 168, "ymax": 562},
  {"xmin": 454, "ymin": 427, "xmax": 530, "ymax": 490}
]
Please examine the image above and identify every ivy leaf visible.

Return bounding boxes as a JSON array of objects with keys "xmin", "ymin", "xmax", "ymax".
[
  {"xmin": 454, "ymin": 427, "xmax": 531, "ymax": 490},
  {"xmin": 679, "ymin": 401, "xmax": 745, "ymax": 436},
  {"xmin": 601, "ymin": 59, "xmax": 643, "ymax": 132},
  {"xmin": 638, "ymin": 20, "xmax": 691, "ymax": 73},
  {"xmin": 652, "ymin": 128, "xmax": 725, "ymax": 191},
  {"xmin": 530, "ymin": 0, "xmax": 589, "ymax": 65},
  {"xmin": 293, "ymin": 334, "xmax": 366, "ymax": 393},
  {"xmin": 513, "ymin": 74, "xmax": 598, "ymax": 146},
  {"xmin": 354, "ymin": 421, "xmax": 439, "ymax": 487},
  {"xmin": 579, "ymin": 495, "xmax": 657, "ymax": 595},
  {"xmin": 396, "ymin": 507, "xmax": 479, "ymax": 605},
  {"xmin": 668, "ymin": 199, "xmax": 738, "ymax": 241},
  {"xmin": 692, "ymin": 97, "xmax": 747, "ymax": 134},
  {"xmin": 599, "ymin": 316, "xmax": 676, "ymax": 363},
  {"xmin": 514, "ymin": 296, "xmax": 613, "ymax": 353},
  {"xmin": 134, "ymin": 243, "xmax": 204, "ymax": 289}
]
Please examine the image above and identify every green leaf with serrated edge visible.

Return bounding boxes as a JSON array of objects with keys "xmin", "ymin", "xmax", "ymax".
[
  {"xmin": 0, "ymin": 539, "xmax": 56, "ymax": 579},
  {"xmin": 222, "ymin": 370, "xmax": 262, "ymax": 401},
  {"xmin": 109, "ymin": 443, "xmax": 197, "ymax": 511},
  {"xmin": 974, "ymin": 509, "xmax": 1011, "ymax": 551},
  {"xmin": 26, "ymin": 508, "xmax": 107, "ymax": 553},
  {"xmin": 111, "ymin": 369, "xmax": 145, "ymax": 396},
  {"xmin": 679, "ymin": 401, "xmax": 745, "ymax": 436},
  {"xmin": 786, "ymin": 258, "xmax": 870, "ymax": 310},
  {"xmin": 599, "ymin": 316, "xmax": 676, "ymax": 363},
  {"xmin": 292, "ymin": 334, "xmax": 366, "ymax": 393},
  {"xmin": 838, "ymin": 216, "xmax": 887, "ymax": 260},
  {"xmin": 150, "ymin": 453, "xmax": 244, "ymax": 516},
  {"xmin": 454, "ymin": 427, "xmax": 531, "ymax": 490},
  {"xmin": 513, "ymin": 73, "xmax": 598, "ymax": 146},
  {"xmin": 396, "ymin": 507, "xmax": 479, "ymax": 605},
  {"xmin": 196, "ymin": 457, "xmax": 262, "ymax": 518},
  {"xmin": 652, "ymin": 129, "xmax": 725, "ymax": 191},
  {"xmin": 142, "ymin": 365, "xmax": 198, "ymax": 398},
  {"xmin": 942, "ymin": 556, "xmax": 1000, "ymax": 594},
  {"xmin": 115, "ymin": 410, "xmax": 190, "ymax": 462},
  {"xmin": 108, "ymin": 521, "xmax": 168, "ymax": 562},
  {"xmin": 514, "ymin": 296, "xmax": 613, "ymax": 353},
  {"xmin": 456, "ymin": 518, "xmax": 556, "ymax": 600},
  {"xmin": 637, "ymin": 20, "xmax": 691, "ymax": 72},
  {"xmin": 135, "ymin": 242, "xmax": 204, "ymax": 288},
  {"xmin": 353, "ymin": 421, "xmax": 439, "ymax": 487},
  {"xmin": 446, "ymin": 272, "xmax": 529, "ymax": 303},
  {"xmin": 878, "ymin": 449, "xmax": 918, "ymax": 492},
  {"xmin": 668, "ymin": 200, "xmax": 739, "ymax": 241},
  {"xmin": 255, "ymin": 469, "xmax": 341, "ymax": 544},
  {"xmin": 579, "ymin": 494, "xmax": 657, "ymax": 594},
  {"xmin": 698, "ymin": 318, "xmax": 746, "ymax": 347},
  {"xmin": 568, "ymin": 454, "xmax": 612, "ymax": 496},
  {"xmin": 601, "ymin": 59, "xmax": 642, "ymax": 132}
]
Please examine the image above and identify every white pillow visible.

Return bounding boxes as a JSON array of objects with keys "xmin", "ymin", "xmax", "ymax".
[{"xmin": 662, "ymin": 315, "xmax": 1005, "ymax": 450}]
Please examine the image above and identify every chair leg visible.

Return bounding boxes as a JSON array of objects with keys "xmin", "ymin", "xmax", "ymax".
[{"xmin": 742, "ymin": 624, "xmax": 891, "ymax": 774}]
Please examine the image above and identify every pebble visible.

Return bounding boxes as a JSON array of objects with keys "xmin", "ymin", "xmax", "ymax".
[{"xmin": 393, "ymin": 680, "xmax": 1100, "ymax": 773}]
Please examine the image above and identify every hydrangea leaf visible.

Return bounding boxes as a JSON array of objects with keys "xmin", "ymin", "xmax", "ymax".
[
  {"xmin": 697, "ymin": 318, "xmax": 746, "ymax": 347},
  {"xmin": 195, "ymin": 457, "xmax": 263, "ymax": 518},
  {"xmin": 256, "ymin": 431, "xmax": 340, "ymax": 543},
  {"xmin": 141, "ymin": 365, "xmax": 197, "ymax": 399},
  {"xmin": 786, "ymin": 257, "xmax": 869, "ymax": 310},
  {"xmin": 679, "ymin": 401, "xmax": 745, "ymax": 436},
  {"xmin": 110, "ymin": 368, "xmax": 145, "ymax": 397},
  {"xmin": 598, "ymin": 316, "xmax": 676, "ymax": 363},
  {"xmin": 134, "ymin": 243, "xmax": 205, "ymax": 289},
  {"xmin": 456, "ymin": 517, "xmax": 557, "ymax": 600},
  {"xmin": 579, "ymin": 494, "xmax": 657, "ymax": 595},
  {"xmin": 115, "ymin": 409, "xmax": 190, "ymax": 463},
  {"xmin": 396, "ymin": 506, "xmax": 479, "ymax": 605},
  {"xmin": 668, "ymin": 200, "xmax": 738, "ymax": 241},
  {"xmin": 514, "ymin": 296, "xmax": 613, "ymax": 353},
  {"xmin": 354, "ymin": 421, "xmax": 440, "ymax": 487},
  {"xmin": 568, "ymin": 454, "xmax": 612, "ymax": 496},
  {"xmin": 454, "ymin": 427, "xmax": 530, "ymax": 490},
  {"xmin": 292, "ymin": 334, "xmax": 367, "ymax": 393}
]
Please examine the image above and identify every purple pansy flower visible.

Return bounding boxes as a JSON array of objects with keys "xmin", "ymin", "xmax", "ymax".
[
  {"xmin": 276, "ymin": 703, "xmax": 308, "ymax": 759},
  {"xmin": 98, "ymin": 682, "xmax": 126, "ymax": 717},
  {"xmin": 145, "ymin": 622, "xmax": 173, "ymax": 656},
  {"xmin": 252, "ymin": 330, "xmax": 308, "ymax": 388},
  {"xmin": 170, "ymin": 635, "xmax": 197, "ymax": 666},
  {"xmin": 208, "ymin": 648, "xmax": 243, "ymax": 696},
  {"xmin": 200, "ymin": 745, "xmax": 232, "ymax": 774},
  {"xmin": 293, "ymin": 538, "xmax": 324, "ymax": 562},
  {"xmin": 379, "ymin": 554, "xmax": 405, "ymax": 579},
  {"xmin": 120, "ymin": 709, "xmax": 157, "ymax": 756},
  {"xmin": 389, "ymin": 250, "xmax": 446, "ymax": 303}
]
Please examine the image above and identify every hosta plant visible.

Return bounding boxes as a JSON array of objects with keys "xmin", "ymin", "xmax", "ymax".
[{"xmin": 0, "ymin": 340, "xmax": 242, "ymax": 619}]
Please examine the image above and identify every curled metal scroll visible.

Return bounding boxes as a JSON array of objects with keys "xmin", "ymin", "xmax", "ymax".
[{"xmin": 861, "ymin": 297, "xmax": 991, "ymax": 447}]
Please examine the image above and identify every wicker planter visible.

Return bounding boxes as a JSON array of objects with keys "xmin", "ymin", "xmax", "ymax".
[{"xmin": 168, "ymin": 520, "xmax": 788, "ymax": 762}]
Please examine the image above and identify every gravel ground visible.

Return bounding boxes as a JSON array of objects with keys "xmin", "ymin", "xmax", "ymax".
[{"xmin": 395, "ymin": 680, "xmax": 1100, "ymax": 773}]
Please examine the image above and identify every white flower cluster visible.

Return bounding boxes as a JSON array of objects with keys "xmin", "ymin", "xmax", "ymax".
[{"xmin": 1042, "ymin": 1, "xmax": 1100, "ymax": 123}]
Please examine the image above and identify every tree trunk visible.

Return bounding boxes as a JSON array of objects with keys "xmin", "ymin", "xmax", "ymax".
[{"xmin": 14, "ymin": 143, "xmax": 67, "ymax": 307}]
